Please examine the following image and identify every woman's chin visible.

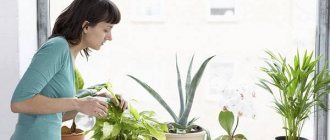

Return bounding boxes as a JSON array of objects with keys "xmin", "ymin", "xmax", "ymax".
[{"xmin": 89, "ymin": 46, "xmax": 102, "ymax": 50}]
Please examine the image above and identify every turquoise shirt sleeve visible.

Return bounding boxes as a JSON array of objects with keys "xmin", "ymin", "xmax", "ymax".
[{"xmin": 11, "ymin": 40, "xmax": 69, "ymax": 102}]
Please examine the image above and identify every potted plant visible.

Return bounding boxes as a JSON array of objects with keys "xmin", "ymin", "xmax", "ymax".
[
  {"xmin": 63, "ymin": 71, "xmax": 167, "ymax": 140},
  {"xmin": 81, "ymin": 83, "xmax": 168, "ymax": 140},
  {"xmin": 61, "ymin": 70, "xmax": 124, "ymax": 140},
  {"xmin": 215, "ymin": 84, "xmax": 256, "ymax": 140},
  {"xmin": 216, "ymin": 107, "xmax": 247, "ymax": 140},
  {"xmin": 258, "ymin": 50, "xmax": 330, "ymax": 140},
  {"xmin": 128, "ymin": 55, "xmax": 215, "ymax": 140},
  {"xmin": 87, "ymin": 99, "xmax": 168, "ymax": 140}
]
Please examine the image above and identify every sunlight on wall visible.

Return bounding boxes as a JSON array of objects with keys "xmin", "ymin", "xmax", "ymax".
[{"xmin": 50, "ymin": 0, "xmax": 317, "ymax": 139}]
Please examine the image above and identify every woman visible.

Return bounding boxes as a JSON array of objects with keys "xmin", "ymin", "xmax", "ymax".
[{"xmin": 10, "ymin": 0, "xmax": 127, "ymax": 139}]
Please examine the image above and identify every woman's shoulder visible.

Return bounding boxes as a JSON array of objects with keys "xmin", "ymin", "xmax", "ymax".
[
  {"xmin": 39, "ymin": 36, "xmax": 70, "ymax": 53},
  {"xmin": 44, "ymin": 36, "xmax": 69, "ymax": 48}
]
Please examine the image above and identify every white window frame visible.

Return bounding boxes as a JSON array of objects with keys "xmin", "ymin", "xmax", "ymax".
[
  {"xmin": 130, "ymin": 0, "xmax": 165, "ymax": 22},
  {"xmin": 207, "ymin": 0, "xmax": 239, "ymax": 22}
]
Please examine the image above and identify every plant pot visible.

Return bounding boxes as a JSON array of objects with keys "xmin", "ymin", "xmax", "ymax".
[
  {"xmin": 275, "ymin": 136, "xmax": 308, "ymax": 140},
  {"xmin": 165, "ymin": 131, "xmax": 206, "ymax": 140},
  {"xmin": 61, "ymin": 128, "xmax": 84, "ymax": 140}
]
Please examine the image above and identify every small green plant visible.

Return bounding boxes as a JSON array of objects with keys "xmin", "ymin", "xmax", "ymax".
[
  {"xmin": 128, "ymin": 55, "xmax": 214, "ymax": 137},
  {"xmin": 74, "ymin": 68, "xmax": 84, "ymax": 92},
  {"xmin": 216, "ymin": 107, "xmax": 247, "ymax": 140},
  {"xmin": 88, "ymin": 103, "xmax": 168, "ymax": 140},
  {"xmin": 73, "ymin": 69, "xmax": 167, "ymax": 140},
  {"xmin": 79, "ymin": 83, "xmax": 168, "ymax": 140},
  {"xmin": 258, "ymin": 50, "xmax": 330, "ymax": 140}
]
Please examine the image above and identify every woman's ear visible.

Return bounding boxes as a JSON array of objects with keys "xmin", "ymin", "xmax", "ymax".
[{"xmin": 82, "ymin": 21, "xmax": 89, "ymax": 33}]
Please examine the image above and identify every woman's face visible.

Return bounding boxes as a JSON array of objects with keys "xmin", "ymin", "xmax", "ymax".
[{"xmin": 82, "ymin": 21, "xmax": 113, "ymax": 50}]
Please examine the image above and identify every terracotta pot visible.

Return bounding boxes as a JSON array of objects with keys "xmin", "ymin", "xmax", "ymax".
[
  {"xmin": 165, "ymin": 131, "xmax": 206, "ymax": 140},
  {"xmin": 61, "ymin": 128, "xmax": 84, "ymax": 140},
  {"xmin": 275, "ymin": 136, "xmax": 308, "ymax": 140}
]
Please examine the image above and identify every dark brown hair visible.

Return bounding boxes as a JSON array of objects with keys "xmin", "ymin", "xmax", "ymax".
[{"xmin": 50, "ymin": 0, "xmax": 121, "ymax": 59}]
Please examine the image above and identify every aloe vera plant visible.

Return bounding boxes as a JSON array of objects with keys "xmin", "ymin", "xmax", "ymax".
[
  {"xmin": 258, "ymin": 50, "xmax": 330, "ymax": 140},
  {"xmin": 128, "ymin": 55, "xmax": 215, "ymax": 136}
]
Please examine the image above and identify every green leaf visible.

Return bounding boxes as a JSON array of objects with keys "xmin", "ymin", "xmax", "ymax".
[
  {"xmin": 144, "ymin": 122, "xmax": 166, "ymax": 140},
  {"xmin": 159, "ymin": 123, "xmax": 169, "ymax": 132},
  {"xmin": 167, "ymin": 122, "xmax": 186, "ymax": 129},
  {"xmin": 127, "ymin": 75, "xmax": 178, "ymax": 122},
  {"xmin": 74, "ymin": 68, "xmax": 84, "ymax": 92},
  {"xmin": 185, "ymin": 55, "xmax": 194, "ymax": 104},
  {"xmin": 76, "ymin": 89, "xmax": 97, "ymax": 98},
  {"xmin": 129, "ymin": 104, "xmax": 140, "ymax": 120},
  {"xmin": 187, "ymin": 117, "xmax": 199, "ymax": 126},
  {"xmin": 140, "ymin": 111, "xmax": 155, "ymax": 118},
  {"xmin": 87, "ymin": 83, "xmax": 107, "ymax": 91},
  {"xmin": 179, "ymin": 55, "xmax": 215, "ymax": 125},
  {"xmin": 102, "ymin": 122, "xmax": 113, "ymax": 138},
  {"xmin": 110, "ymin": 123, "xmax": 121, "ymax": 137},
  {"xmin": 257, "ymin": 79, "xmax": 274, "ymax": 94},
  {"xmin": 234, "ymin": 134, "xmax": 247, "ymax": 140},
  {"xmin": 176, "ymin": 54, "xmax": 185, "ymax": 118},
  {"xmin": 106, "ymin": 82, "xmax": 120, "ymax": 105},
  {"xmin": 219, "ymin": 110, "xmax": 234, "ymax": 135},
  {"xmin": 219, "ymin": 135, "xmax": 231, "ymax": 140}
]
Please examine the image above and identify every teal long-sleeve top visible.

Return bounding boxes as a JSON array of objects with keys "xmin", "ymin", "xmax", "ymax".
[{"xmin": 10, "ymin": 36, "xmax": 75, "ymax": 140}]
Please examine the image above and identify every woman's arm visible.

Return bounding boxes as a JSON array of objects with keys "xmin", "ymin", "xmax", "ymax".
[
  {"xmin": 11, "ymin": 94, "xmax": 78, "ymax": 114},
  {"xmin": 11, "ymin": 94, "xmax": 108, "ymax": 117}
]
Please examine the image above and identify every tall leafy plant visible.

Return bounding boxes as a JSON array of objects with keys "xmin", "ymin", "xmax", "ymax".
[
  {"xmin": 258, "ymin": 50, "xmax": 330, "ymax": 140},
  {"xmin": 128, "ymin": 55, "xmax": 215, "ymax": 136}
]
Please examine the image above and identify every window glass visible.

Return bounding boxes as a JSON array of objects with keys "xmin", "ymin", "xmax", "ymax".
[
  {"xmin": 208, "ymin": 0, "xmax": 237, "ymax": 21},
  {"xmin": 130, "ymin": 0, "xmax": 165, "ymax": 21},
  {"xmin": 50, "ymin": 0, "xmax": 317, "ymax": 139}
]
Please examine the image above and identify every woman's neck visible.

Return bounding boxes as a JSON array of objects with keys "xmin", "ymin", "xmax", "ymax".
[{"xmin": 69, "ymin": 43, "xmax": 86, "ymax": 60}]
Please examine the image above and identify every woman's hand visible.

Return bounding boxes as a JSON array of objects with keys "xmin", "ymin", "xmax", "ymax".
[
  {"xmin": 96, "ymin": 88, "xmax": 128, "ymax": 111},
  {"xmin": 77, "ymin": 96, "xmax": 108, "ymax": 117}
]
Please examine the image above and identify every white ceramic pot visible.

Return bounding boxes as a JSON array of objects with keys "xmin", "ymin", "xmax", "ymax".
[{"xmin": 165, "ymin": 131, "xmax": 206, "ymax": 140}]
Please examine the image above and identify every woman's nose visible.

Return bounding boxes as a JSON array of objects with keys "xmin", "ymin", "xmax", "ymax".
[{"xmin": 105, "ymin": 32, "xmax": 112, "ymax": 41}]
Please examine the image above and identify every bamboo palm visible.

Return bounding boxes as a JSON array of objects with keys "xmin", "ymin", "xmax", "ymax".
[{"xmin": 258, "ymin": 50, "xmax": 330, "ymax": 140}]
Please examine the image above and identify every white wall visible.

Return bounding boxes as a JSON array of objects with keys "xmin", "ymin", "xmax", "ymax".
[
  {"xmin": 0, "ymin": 0, "xmax": 19, "ymax": 138},
  {"xmin": 0, "ymin": 0, "xmax": 37, "ymax": 139},
  {"xmin": 18, "ymin": 0, "xmax": 37, "ymax": 76}
]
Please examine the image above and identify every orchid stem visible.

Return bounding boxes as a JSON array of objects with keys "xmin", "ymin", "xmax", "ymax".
[{"xmin": 231, "ymin": 116, "xmax": 239, "ymax": 137}]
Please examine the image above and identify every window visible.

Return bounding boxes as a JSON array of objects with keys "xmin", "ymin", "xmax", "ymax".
[
  {"xmin": 50, "ymin": 0, "xmax": 319, "ymax": 139},
  {"xmin": 208, "ymin": 0, "xmax": 238, "ymax": 21},
  {"xmin": 130, "ymin": 0, "xmax": 165, "ymax": 22}
]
